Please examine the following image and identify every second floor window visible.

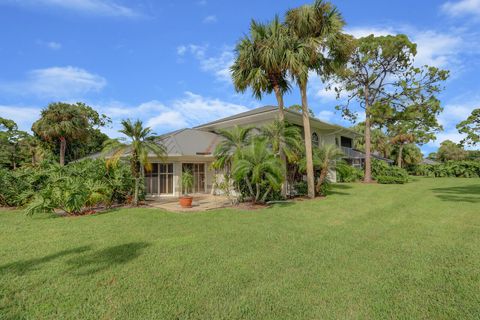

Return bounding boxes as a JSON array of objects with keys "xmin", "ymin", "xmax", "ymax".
[{"xmin": 312, "ymin": 132, "xmax": 319, "ymax": 147}]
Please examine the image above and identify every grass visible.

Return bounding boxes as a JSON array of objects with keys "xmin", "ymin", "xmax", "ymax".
[{"xmin": 1, "ymin": 177, "xmax": 479, "ymax": 319}]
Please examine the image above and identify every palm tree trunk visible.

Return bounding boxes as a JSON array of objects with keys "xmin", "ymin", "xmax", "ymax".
[
  {"xmin": 133, "ymin": 177, "xmax": 139, "ymax": 206},
  {"xmin": 397, "ymin": 145, "xmax": 404, "ymax": 168},
  {"xmin": 300, "ymin": 85, "xmax": 315, "ymax": 198},
  {"xmin": 59, "ymin": 137, "xmax": 66, "ymax": 166},
  {"xmin": 245, "ymin": 177, "xmax": 254, "ymax": 199},
  {"xmin": 255, "ymin": 182, "xmax": 261, "ymax": 203},
  {"xmin": 261, "ymin": 186, "xmax": 272, "ymax": 203},
  {"xmin": 315, "ymin": 168, "xmax": 328, "ymax": 195},
  {"xmin": 274, "ymin": 85, "xmax": 288, "ymax": 198},
  {"xmin": 364, "ymin": 86, "xmax": 372, "ymax": 183}
]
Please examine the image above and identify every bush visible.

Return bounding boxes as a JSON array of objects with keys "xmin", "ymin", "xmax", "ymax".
[
  {"xmin": 408, "ymin": 161, "xmax": 480, "ymax": 178},
  {"xmin": 375, "ymin": 175, "xmax": 408, "ymax": 184},
  {"xmin": 0, "ymin": 159, "xmax": 135, "ymax": 215},
  {"xmin": 336, "ymin": 163, "xmax": 364, "ymax": 182},
  {"xmin": 372, "ymin": 159, "xmax": 409, "ymax": 184},
  {"xmin": 293, "ymin": 181, "xmax": 308, "ymax": 196}
]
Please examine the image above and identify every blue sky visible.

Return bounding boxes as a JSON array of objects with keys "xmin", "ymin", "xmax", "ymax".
[{"xmin": 1, "ymin": 0, "xmax": 479, "ymax": 154}]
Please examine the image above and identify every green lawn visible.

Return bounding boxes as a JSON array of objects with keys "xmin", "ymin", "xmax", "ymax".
[{"xmin": 1, "ymin": 177, "xmax": 479, "ymax": 319}]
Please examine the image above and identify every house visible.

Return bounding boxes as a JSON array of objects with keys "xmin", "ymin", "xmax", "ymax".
[{"xmin": 144, "ymin": 105, "xmax": 389, "ymax": 197}]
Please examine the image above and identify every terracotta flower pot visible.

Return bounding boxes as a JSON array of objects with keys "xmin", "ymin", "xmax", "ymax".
[{"xmin": 179, "ymin": 196, "xmax": 193, "ymax": 208}]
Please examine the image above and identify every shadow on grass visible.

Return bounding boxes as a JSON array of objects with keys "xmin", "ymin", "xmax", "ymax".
[
  {"xmin": 329, "ymin": 183, "xmax": 354, "ymax": 196},
  {"xmin": 0, "ymin": 246, "xmax": 91, "ymax": 275},
  {"xmin": 66, "ymin": 242, "xmax": 150, "ymax": 276},
  {"xmin": 0, "ymin": 242, "xmax": 151, "ymax": 276},
  {"xmin": 431, "ymin": 184, "xmax": 480, "ymax": 203}
]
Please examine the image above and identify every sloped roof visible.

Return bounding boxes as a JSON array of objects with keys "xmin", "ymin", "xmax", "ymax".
[{"xmin": 156, "ymin": 128, "xmax": 220, "ymax": 156}]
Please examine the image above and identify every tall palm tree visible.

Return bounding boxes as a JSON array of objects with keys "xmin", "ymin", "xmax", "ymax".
[
  {"xmin": 285, "ymin": 0, "xmax": 349, "ymax": 198},
  {"xmin": 103, "ymin": 119, "xmax": 166, "ymax": 206},
  {"xmin": 212, "ymin": 125, "xmax": 254, "ymax": 170},
  {"xmin": 231, "ymin": 16, "xmax": 291, "ymax": 196},
  {"xmin": 232, "ymin": 138, "xmax": 283, "ymax": 203}
]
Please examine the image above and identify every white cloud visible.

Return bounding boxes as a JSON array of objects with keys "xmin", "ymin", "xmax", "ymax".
[
  {"xmin": 316, "ymin": 110, "xmax": 335, "ymax": 122},
  {"xmin": 4, "ymin": 0, "xmax": 141, "ymax": 17},
  {"xmin": 203, "ymin": 15, "xmax": 217, "ymax": 23},
  {"xmin": 97, "ymin": 92, "xmax": 249, "ymax": 134},
  {"xmin": 441, "ymin": 0, "xmax": 480, "ymax": 18},
  {"xmin": 438, "ymin": 103, "xmax": 476, "ymax": 127},
  {"xmin": 176, "ymin": 44, "xmax": 233, "ymax": 82},
  {"xmin": 36, "ymin": 40, "xmax": 62, "ymax": 50},
  {"xmin": 0, "ymin": 105, "xmax": 41, "ymax": 132},
  {"xmin": 346, "ymin": 26, "xmax": 463, "ymax": 69},
  {"xmin": 0, "ymin": 66, "xmax": 106, "ymax": 99}
]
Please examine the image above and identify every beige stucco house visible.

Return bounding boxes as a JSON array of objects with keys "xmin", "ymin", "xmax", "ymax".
[{"xmin": 144, "ymin": 105, "xmax": 389, "ymax": 197}]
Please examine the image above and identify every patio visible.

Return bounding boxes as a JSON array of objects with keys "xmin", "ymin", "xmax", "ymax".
[{"xmin": 146, "ymin": 194, "xmax": 233, "ymax": 212}]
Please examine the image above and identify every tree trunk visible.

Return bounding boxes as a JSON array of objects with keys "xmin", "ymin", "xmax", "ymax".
[
  {"xmin": 133, "ymin": 177, "xmax": 139, "ymax": 206},
  {"xmin": 301, "ymin": 85, "xmax": 315, "ymax": 198},
  {"xmin": 255, "ymin": 182, "xmax": 261, "ymax": 203},
  {"xmin": 364, "ymin": 86, "xmax": 372, "ymax": 183},
  {"xmin": 274, "ymin": 85, "xmax": 288, "ymax": 198},
  {"xmin": 397, "ymin": 145, "xmax": 403, "ymax": 168},
  {"xmin": 59, "ymin": 137, "xmax": 66, "ymax": 166},
  {"xmin": 316, "ymin": 167, "xmax": 328, "ymax": 195}
]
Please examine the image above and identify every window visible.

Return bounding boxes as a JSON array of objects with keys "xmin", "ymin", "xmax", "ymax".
[
  {"xmin": 145, "ymin": 163, "xmax": 173, "ymax": 195},
  {"xmin": 312, "ymin": 132, "xmax": 319, "ymax": 147}
]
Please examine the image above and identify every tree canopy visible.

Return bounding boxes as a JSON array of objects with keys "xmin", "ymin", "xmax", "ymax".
[{"xmin": 457, "ymin": 108, "xmax": 479, "ymax": 147}]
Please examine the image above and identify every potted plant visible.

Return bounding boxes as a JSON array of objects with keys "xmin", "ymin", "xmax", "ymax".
[{"xmin": 179, "ymin": 169, "xmax": 194, "ymax": 208}]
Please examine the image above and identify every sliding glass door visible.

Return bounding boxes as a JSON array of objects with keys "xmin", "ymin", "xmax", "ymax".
[
  {"xmin": 182, "ymin": 163, "xmax": 205, "ymax": 193},
  {"xmin": 145, "ymin": 163, "xmax": 173, "ymax": 195}
]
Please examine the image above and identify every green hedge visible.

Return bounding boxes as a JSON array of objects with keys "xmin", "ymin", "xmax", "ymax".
[
  {"xmin": 372, "ymin": 159, "xmax": 409, "ymax": 184},
  {"xmin": 409, "ymin": 161, "xmax": 480, "ymax": 178},
  {"xmin": 336, "ymin": 163, "xmax": 364, "ymax": 182}
]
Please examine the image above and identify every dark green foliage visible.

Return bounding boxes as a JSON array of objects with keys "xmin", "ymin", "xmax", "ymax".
[
  {"xmin": 0, "ymin": 159, "xmax": 134, "ymax": 215},
  {"xmin": 372, "ymin": 159, "xmax": 409, "ymax": 184},
  {"xmin": 293, "ymin": 181, "xmax": 308, "ymax": 196},
  {"xmin": 375, "ymin": 175, "xmax": 407, "ymax": 184},
  {"xmin": 409, "ymin": 161, "xmax": 480, "ymax": 178},
  {"xmin": 336, "ymin": 162, "xmax": 364, "ymax": 182}
]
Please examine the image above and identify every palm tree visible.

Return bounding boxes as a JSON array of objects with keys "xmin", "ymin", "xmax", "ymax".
[
  {"xmin": 103, "ymin": 119, "xmax": 166, "ymax": 206},
  {"xmin": 212, "ymin": 125, "xmax": 254, "ymax": 170},
  {"xmin": 21, "ymin": 136, "xmax": 45, "ymax": 166},
  {"xmin": 32, "ymin": 102, "xmax": 90, "ymax": 166},
  {"xmin": 232, "ymin": 138, "xmax": 283, "ymax": 203},
  {"xmin": 260, "ymin": 120, "xmax": 302, "ymax": 163},
  {"xmin": 285, "ymin": 0, "xmax": 349, "ymax": 198},
  {"xmin": 231, "ymin": 17, "xmax": 291, "ymax": 196},
  {"xmin": 299, "ymin": 144, "xmax": 344, "ymax": 196}
]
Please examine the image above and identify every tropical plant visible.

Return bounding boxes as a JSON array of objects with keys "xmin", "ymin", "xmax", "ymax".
[
  {"xmin": 212, "ymin": 125, "xmax": 253, "ymax": 170},
  {"xmin": 285, "ymin": 0, "xmax": 350, "ymax": 198},
  {"xmin": 260, "ymin": 120, "xmax": 302, "ymax": 162},
  {"xmin": 336, "ymin": 162, "xmax": 364, "ymax": 182},
  {"xmin": 103, "ymin": 119, "xmax": 166, "ymax": 206},
  {"xmin": 299, "ymin": 144, "xmax": 344, "ymax": 195},
  {"xmin": 32, "ymin": 102, "xmax": 109, "ymax": 166},
  {"xmin": 232, "ymin": 138, "xmax": 284, "ymax": 203},
  {"xmin": 181, "ymin": 170, "xmax": 194, "ymax": 195},
  {"xmin": 231, "ymin": 17, "xmax": 292, "ymax": 196}
]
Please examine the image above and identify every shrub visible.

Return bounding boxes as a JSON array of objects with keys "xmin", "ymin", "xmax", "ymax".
[
  {"xmin": 336, "ymin": 163, "xmax": 364, "ymax": 182},
  {"xmin": 1, "ymin": 159, "xmax": 135, "ymax": 215},
  {"xmin": 408, "ymin": 161, "xmax": 480, "ymax": 178},
  {"xmin": 372, "ymin": 159, "xmax": 409, "ymax": 184},
  {"xmin": 293, "ymin": 181, "xmax": 308, "ymax": 196},
  {"xmin": 375, "ymin": 175, "xmax": 408, "ymax": 184}
]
